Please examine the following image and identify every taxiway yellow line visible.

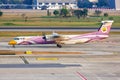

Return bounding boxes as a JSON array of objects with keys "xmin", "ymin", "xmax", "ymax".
[{"xmin": 36, "ymin": 58, "xmax": 58, "ymax": 61}]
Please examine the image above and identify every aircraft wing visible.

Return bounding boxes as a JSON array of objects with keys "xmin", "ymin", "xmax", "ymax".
[{"xmin": 54, "ymin": 36, "xmax": 90, "ymax": 45}]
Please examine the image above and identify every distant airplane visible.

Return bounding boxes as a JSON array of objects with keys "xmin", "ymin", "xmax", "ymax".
[{"xmin": 8, "ymin": 20, "xmax": 114, "ymax": 48}]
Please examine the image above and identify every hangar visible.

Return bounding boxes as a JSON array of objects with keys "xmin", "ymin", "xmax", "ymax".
[{"xmin": 33, "ymin": 0, "xmax": 78, "ymax": 10}]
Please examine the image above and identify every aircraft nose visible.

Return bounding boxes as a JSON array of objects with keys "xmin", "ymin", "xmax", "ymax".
[{"xmin": 8, "ymin": 40, "xmax": 17, "ymax": 45}]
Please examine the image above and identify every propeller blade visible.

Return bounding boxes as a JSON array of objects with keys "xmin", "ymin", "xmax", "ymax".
[{"xmin": 52, "ymin": 32, "xmax": 60, "ymax": 38}]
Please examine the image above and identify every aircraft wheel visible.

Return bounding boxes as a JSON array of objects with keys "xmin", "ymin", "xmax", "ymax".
[
  {"xmin": 57, "ymin": 44, "xmax": 62, "ymax": 48},
  {"xmin": 12, "ymin": 45, "xmax": 15, "ymax": 48}
]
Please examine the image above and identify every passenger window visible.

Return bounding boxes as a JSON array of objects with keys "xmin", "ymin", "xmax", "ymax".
[{"xmin": 14, "ymin": 38, "xmax": 19, "ymax": 40}]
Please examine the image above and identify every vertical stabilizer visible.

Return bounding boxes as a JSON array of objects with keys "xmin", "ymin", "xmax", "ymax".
[{"xmin": 98, "ymin": 20, "xmax": 114, "ymax": 34}]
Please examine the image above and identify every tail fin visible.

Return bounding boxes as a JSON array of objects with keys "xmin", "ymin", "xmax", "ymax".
[{"xmin": 98, "ymin": 20, "xmax": 114, "ymax": 34}]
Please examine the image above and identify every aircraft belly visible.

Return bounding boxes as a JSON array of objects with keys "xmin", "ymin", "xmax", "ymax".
[
  {"xmin": 60, "ymin": 41, "xmax": 75, "ymax": 44},
  {"xmin": 75, "ymin": 38, "xmax": 90, "ymax": 43},
  {"xmin": 60, "ymin": 38, "xmax": 89, "ymax": 44}
]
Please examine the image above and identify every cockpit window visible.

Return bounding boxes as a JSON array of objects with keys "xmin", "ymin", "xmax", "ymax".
[{"xmin": 14, "ymin": 38, "xmax": 19, "ymax": 40}]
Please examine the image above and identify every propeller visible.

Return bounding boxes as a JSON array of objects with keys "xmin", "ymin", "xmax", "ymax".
[
  {"xmin": 52, "ymin": 32, "xmax": 70, "ymax": 48},
  {"xmin": 42, "ymin": 32, "xmax": 47, "ymax": 41},
  {"xmin": 52, "ymin": 32, "xmax": 60, "ymax": 38}
]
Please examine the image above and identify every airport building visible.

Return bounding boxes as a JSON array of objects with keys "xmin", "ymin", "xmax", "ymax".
[
  {"xmin": 33, "ymin": 0, "xmax": 78, "ymax": 10},
  {"xmin": 109, "ymin": 0, "xmax": 120, "ymax": 10}
]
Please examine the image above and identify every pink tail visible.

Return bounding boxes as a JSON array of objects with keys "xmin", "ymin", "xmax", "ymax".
[{"xmin": 98, "ymin": 20, "xmax": 114, "ymax": 34}]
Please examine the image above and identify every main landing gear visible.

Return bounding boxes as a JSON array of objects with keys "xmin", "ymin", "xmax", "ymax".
[{"xmin": 57, "ymin": 44, "xmax": 62, "ymax": 48}]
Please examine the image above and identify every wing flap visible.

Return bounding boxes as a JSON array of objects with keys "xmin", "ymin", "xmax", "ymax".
[{"xmin": 55, "ymin": 38, "xmax": 90, "ymax": 45}]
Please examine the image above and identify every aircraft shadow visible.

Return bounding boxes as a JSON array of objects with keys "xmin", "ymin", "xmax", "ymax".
[{"xmin": 7, "ymin": 44, "xmax": 82, "ymax": 49}]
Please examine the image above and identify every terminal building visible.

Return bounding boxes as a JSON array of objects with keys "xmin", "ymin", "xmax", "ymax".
[
  {"xmin": 109, "ymin": 0, "xmax": 120, "ymax": 10},
  {"xmin": 33, "ymin": 0, "xmax": 78, "ymax": 10}
]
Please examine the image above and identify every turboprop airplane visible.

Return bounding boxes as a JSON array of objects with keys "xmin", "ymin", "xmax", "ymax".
[{"xmin": 8, "ymin": 20, "xmax": 114, "ymax": 48}]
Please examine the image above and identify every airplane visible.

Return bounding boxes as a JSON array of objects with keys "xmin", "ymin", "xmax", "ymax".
[{"xmin": 8, "ymin": 20, "xmax": 114, "ymax": 48}]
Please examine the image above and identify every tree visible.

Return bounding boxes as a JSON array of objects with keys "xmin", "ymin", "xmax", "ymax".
[
  {"xmin": 74, "ymin": 9, "xmax": 88, "ymax": 19},
  {"xmin": 94, "ymin": 10, "xmax": 102, "ymax": 16},
  {"xmin": 21, "ymin": 13, "xmax": 28, "ymax": 22},
  {"xmin": 60, "ymin": 8, "xmax": 69, "ymax": 17},
  {"xmin": 47, "ymin": 10, "xmax": 50, "ymax": 16},
  {"xmin": 53, "ymin": 10, "xmax": 59, "ymax": 16},
  {"xmin": 104, "ymin": 13, "xmax": 108, "ymax": 17},
  {"xmin": 82, "ymin": 8, "xmax": 88, "ymax": 18},
  {"xmin": 74, "ymin": 10, "xmax": 83, "ymax": 19},
  {"xmin": 0, "ymin": 11, "xmax": 3, "ymax": 17}
]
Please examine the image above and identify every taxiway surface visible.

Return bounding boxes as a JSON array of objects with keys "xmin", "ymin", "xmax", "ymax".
[
  {"xmin": 0, "ymin": 32, "xmax": 120, "ymax": 80},
  {"xmin": 0, "ymin": 54, "xmax": 120, "ymax": 80},
  {"xmin": 0, "ymin": 34, "xmax": 120, "ymax": 54}
]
